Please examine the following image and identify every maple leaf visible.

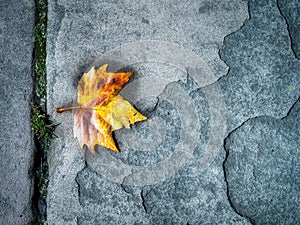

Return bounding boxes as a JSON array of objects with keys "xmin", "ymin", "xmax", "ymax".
[{"xmin": 56, "ymin": 64, "xmax": 147, "ymax": 153}]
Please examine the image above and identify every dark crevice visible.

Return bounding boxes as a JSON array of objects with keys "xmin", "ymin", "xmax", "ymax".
[
  {"xmin": 31, "ymin": 122, "xmax": 49, "ymax": 224},
  {"xmin": 31, "ymin": 0, "xmax": 51, "ymax": 224},
  {"xmin": 75, "ymin": 161, "xmax": 87, "ymax": 207},
  {"xmin": 280, "ymin": 98, "xmax": 300, "ymax": 120},
  {"xmin": 276, "ymin": 0, "xmax": 299, "ymax": 60},
  {"xmin": 140, "ymin": 189, "xmax": 148, "ymax": 214},
  {"xmin": 120, "ymin": 184, "xmax": 132, "ymax": 194}
]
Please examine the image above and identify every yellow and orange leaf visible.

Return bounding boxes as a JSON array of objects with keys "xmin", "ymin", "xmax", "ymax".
[{"xmin": 56, "ymin": 64, "xmax": 147, "ymax": 153}]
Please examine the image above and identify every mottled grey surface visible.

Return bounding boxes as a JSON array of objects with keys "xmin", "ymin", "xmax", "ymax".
[
  {"xmin": 221, "ymin": 1, "xmax": 300, "ymax": 224},
  {"xmin": 0, "ymin": 0, "xmax": 35, "ymax": 224},
  {"xmin": 219, "ymin": 0, "xmax": 300, "ymax": 132},
  {"xmin": 47, "ymin": 0, "xmax": 299, "ymax": 224},
  {"xmin": 224, "ymin": 100, "xmax": 300, "ymax": 224},
  {"xmin": 278, "ymin": 0, "xmax": 300, "ymax": 59}
]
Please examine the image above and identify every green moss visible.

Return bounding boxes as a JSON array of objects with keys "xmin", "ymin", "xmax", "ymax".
[
  {"xmin": 32, "ymin": 0, "xmax": 51, "ymax": 224},
  {"xmin": 31, "ymin": 102, "xmax": 54, "ymax": 145},
  {"xmin": 34, "ymin": 0, "xmax": 47, "ymax": 101},
  {"xmin": 31, "ymin": 101, "xmax": 53, "ymax": 224}
]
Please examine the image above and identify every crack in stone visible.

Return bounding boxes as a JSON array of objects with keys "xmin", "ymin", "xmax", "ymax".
[
  {"xmin": 120, "ymin": 181, "xmax": 150, "ymax": 215},
  {"xmin": 120, "ymin": 181, "xmax": 133, "ymax": 195},
  {"xmin": 190, "ymin": 1, "xmax": 251, "ymax": 93},
  {"xmin": 75, "ymin": 156, "xmax": 88, "ymax": 207},
  {"xmin": 217, "ymin": 2, "xmax": 256, "ymax": 223},
  {"xmin": 120, "ymin": 184, "xmax": 131, "ymax": 195},
  {"xmin": 218, "ymin": 1, "xmax": 300, "ymax": 223},
  {"xmin": 276, "ymin": 0, "xmax": 299, "ymax": 60},
  {"xmin": 222, "ymin": 116, "xmax": 260, "ymax": 225},
  {"xmin": 191, "ymin": 1, "xmax": 251, "ymax": 92},
  {"xmin": 120, "ymin": 167, "xmax": 134, "ymax": 187},
  {"xmin": 222, "ymin": 97, "xmax": 299, "ymax": 225},
  {"xmin": 280, "ymin": 98, "xmax": 300, "ymax": 120},
  {"xmin": 140, "ymin": 189, "xmax": 148, "ymax": 214}
]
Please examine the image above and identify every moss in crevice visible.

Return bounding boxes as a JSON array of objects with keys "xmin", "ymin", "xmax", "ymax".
[
  {"xmin": 34, "ymin": 0, "xmax": 47, "ymax": 106},
  {"xmin": 32, "ymin": 102, "xmax": 54, "ymax": 142},
  {"xmin": 31, "ymin": 0, "xmax": 53, "ymax": 224},
  {"xmin": 32, "ymin": 102, "xmax": 54, "ymax": 224}
]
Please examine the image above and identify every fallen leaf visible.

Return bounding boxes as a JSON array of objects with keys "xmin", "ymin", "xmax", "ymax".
[{"xmin": 56, "ymin": 64, "xmax": 147, "ymax": 153}]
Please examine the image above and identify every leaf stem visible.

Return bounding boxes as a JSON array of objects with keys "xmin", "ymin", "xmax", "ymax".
[{"xmin": 56, "ymin": 106, "xmax": 80, "ymax": 113}]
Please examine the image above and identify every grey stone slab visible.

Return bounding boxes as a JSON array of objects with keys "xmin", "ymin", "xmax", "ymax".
[
  {"xmin": 221, "ymin": 1, "xmax": 300, "ymax": 223},
  {"xmin": 224, "ymin": 100, "xmax": 300, "ymax": 224},
  {"xmin": 47, "ymin": 0, "xmax": 299, "ymax": 224},
  {"xmin": 47, "ymin": 0, "xmax": 249, "ymax": 224},
  {"xmin": 219, "ymin": 0, "xmax": 300, "ymax": 132},
  {"xmin": 0, "ymin": 0, "xmax": 35, "ymax": 224}
]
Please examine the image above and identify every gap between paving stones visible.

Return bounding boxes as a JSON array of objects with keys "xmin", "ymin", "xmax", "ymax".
[{"xmin": 31, "ymin": 0, "xmax": 54, "ymax": 224}]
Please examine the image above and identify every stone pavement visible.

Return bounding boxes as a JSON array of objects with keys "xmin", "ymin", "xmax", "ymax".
[
  {"xmin": 0, "ymin": 0, "xmax": 35, "ymax": 224},
  {"xmin": 47, "ymin": 0, "xmax": 299, "ymax": 224}
]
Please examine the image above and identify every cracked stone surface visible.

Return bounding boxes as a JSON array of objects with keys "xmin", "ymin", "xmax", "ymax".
[
  {"xmin": 278, "ymin": 0, "xmax": 300, "ymax": 59},
  {"xmin": 219, "ymin": 0, "xmax": 300, "ymax": 132},
  {"xmin": 47, "ymin": 0, "xmax": 299, "ymax": 224},
  {"xmin": 0, "ymin": 0, "xmax": 35, "ymax": 224},
  {"xmin": 224, "ymin": 100, "xmax": 300, "ymax": 224}
]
